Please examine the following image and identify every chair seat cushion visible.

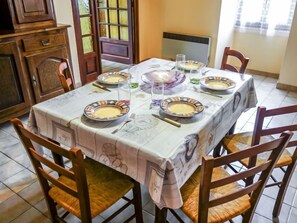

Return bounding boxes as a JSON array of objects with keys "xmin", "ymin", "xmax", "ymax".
[
  {"xmin": 180, "ymin": 166, "xmax": 251, "ymax": 223},
  {"xmin": 48, "ymin": 157, "xmax": 134, "ymax": 219},
  {"xmin": 222, "ymin": 132, "xmax": 293, "ymax": 167}
]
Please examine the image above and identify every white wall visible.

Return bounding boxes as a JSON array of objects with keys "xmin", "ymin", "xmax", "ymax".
[
  {"xmin": 215, "ymin": 0, "xmax": 237, "ymax": 69},
  {"xmin": 53, "ymin": 0, "xmax": 80, "ymax": 85},
  {"xmin": 279, "ymin": 5, "xmax": 297, "ymax": 87}
]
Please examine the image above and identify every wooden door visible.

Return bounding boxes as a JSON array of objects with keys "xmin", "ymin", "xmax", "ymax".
[
  {"xmin": 26, "ymin": 47, "xmax": 68, "ymax": 103},
  {"xmin": 71, "ymin": 0, "xmax": 101, "ymax": 84},
  {"xmin": 97, "ymin": 0, "xmax": 137, "ymax": 64},
  {"xmin": 0, "ymin": 41, "xmax": 32, "ymax": 123},
  {"xmin": 71, "ymin": 0, "xmax": 138, "ymax": 85}
]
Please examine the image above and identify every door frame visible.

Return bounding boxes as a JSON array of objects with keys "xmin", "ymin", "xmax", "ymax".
[{"xmin": 71, "ymin": 0, "xmax": 139, "ymax": 85}]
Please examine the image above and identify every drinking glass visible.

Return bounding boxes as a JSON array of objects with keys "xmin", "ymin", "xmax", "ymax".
[
  {"xmin": 176, "ymin": 54, "xmax": 186, "ymax": 71},
  {"xmin": 128, "ymin": 64, "xmax": 139, "ymax": 89},
  {"xmin": 118, "ymin": 80, "xmax": 131, "ymax": 105},
  {"xmin": 150, "ymin": 81, "xmax": 164, "ymax": 108}
]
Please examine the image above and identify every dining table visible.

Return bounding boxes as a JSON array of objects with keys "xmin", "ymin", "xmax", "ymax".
[{"xmin": 28, "ymin": 58, "xmax": 258, "ymax": 221}]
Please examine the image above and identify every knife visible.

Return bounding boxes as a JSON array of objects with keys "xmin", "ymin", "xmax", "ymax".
[
  {"xmin": 92, "ymin": 82, "xmax": 111, "ymax": 92},
  {"xmin": 152, "ymin": 114, "xmax": 181, "ymax": 127}
]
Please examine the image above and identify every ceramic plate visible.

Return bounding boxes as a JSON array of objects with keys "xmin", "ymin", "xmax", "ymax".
[
  {"xmin": 180, "ymin": 60, "xmax": 205, "ymax": 71},
  {"xmin": 141, "ymin": 70, "xmax": 186, "ymax": 89},
  {"xmin": 160, "ymin": 97, "xmax": 204, "ymax": 117},
  {"xmin": 97, "ymin": 72, "xmax": 129, "ymax": 85},
  {"xmin": 200, "ymin": 76, "xmax": 236, "ymax": 91},
  {"xmin": 84, "ymin": 100, "xmax": 130, "ymax": 121}
]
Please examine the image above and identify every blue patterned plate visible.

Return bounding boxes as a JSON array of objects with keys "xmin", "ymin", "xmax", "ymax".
[
  {"xmin": 200, "ymin": 76, "xmax": 236, "ymax": 91},
  {"xmin": 160, "ymin": 97, "xmax": 204, "ymax": 117},
  {"xmin": 97, "ymin": 72, "xmax": 129, "ymax": 85},
  {"xmin": 84, "ymin": 100, "xmax": 130, "ymax": 121}
]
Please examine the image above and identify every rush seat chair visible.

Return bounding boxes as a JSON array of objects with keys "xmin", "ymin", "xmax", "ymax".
[
  {"xmin": 58, "ymin": 58, "xmax": 75, "ymax": 92},
  {"xmin": 11, "ymin": 118, "xmax": 143, "ymax": 223},
  {"xmin": 155, "ymin": 131, "xmax": 292, "ymax": 223},
  {"xmin": 222, "ymin": 105, "xmax": 297, "ymax": 222},
  {"xmin": 220, "ymin": 47, "xmax": 249, "ymax": 74}
]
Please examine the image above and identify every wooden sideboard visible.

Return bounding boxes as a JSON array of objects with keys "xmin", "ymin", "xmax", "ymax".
[
  {"xmin": 0, "ymin": 1, "xmax": 72, "ymax": 124},
  {"xmin": 0, "ymin": 25, "xmax": 72, "ymax": 124}
]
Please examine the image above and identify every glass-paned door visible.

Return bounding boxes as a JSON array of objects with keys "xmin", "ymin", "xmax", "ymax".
[
  {"xmin": 97, "ymin": 0, "xmax": 136, "ymax": 64},
  {"xmin": 72, "ymin": 0, "xmax": 101, "ymax": 84}
]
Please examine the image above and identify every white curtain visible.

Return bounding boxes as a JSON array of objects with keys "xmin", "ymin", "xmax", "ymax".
[{"xmin": 235, "ymin": 0, "xmax": 297, "ymax": 35}]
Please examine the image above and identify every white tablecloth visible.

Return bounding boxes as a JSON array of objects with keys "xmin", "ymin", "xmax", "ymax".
[{"xmin": 28, "ymin": 58, "xmax": 257, "ymax": 209}]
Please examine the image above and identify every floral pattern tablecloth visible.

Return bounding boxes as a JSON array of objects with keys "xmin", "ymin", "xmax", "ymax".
[{"xmin": 28, "ymin": 58, "xmax": 257, "ymax": 209}]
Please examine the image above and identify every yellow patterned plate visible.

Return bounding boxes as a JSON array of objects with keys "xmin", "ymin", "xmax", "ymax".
[
  {"xmin": 84, "ymin": 100, "xmax": 130, "ymax": 121},
  {"xmin": 200, "ymin": 76, "xmax": 236, "ymax": 91},
  {"xmin": 160, "ymin": 97, "xmax": 204, "ymax": 117},
  {"xmin": 179, "ymin": 60, "xmax": 205, "ymax": 71},
  {"xmin": 97, "ymin": 72, "xmax": 129, "ymax": 85}
]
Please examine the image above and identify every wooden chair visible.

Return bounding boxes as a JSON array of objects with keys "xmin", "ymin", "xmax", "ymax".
[
  {"xmin": 11, "ymin": 118, "xmax": 143, "ymax": 223},
  {"xmin": 157, "ymin": 131, "xmax": 292, "ymax": 223},
  {"xmin": 58, "ymin": 58, "xmax": 75, "ymax": 92},
  {"xmin": 222, "ymin": 105, "xmax": 297, "ymax": 222},
  {"xmin": 220, "ymin": 47, "xmax": 249, "ymax": 74}
]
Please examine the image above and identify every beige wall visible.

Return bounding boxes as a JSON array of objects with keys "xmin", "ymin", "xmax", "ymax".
[
  {"xmin": 138, "ymin": 0, "xmax": 221, "ymax": 67},
  {"xmin": 232, "ymin": 32, "xmax": 289, "ymax": 74},
  {"xmin": 53, "ymin": 0, "xmax": 81, "ymax": 86},
  {"xmin": 279, "ymin": 6, "xmax": 297, "ymax": 87}
]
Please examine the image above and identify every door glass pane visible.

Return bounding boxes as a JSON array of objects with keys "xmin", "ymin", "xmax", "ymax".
[
  {"xmin": 120, "ymin": 27, "xmax": 128, "ymax": 41},
  {"xmin": 80, "ymin": 17, "xmax": 92, "ymax": 35},
  {"xmin": 99, "ymin": 9, "xmax": 108, "ymax": 22},
  {"xmin": 100, "ymin": 25, "xmax": 109, "ymax": 37},
  {"xmin": 119, "ymin": 10, "xmax": 128, "ymax": 25},
  {"xmin": 108, "ymin": 0, "xmax": 117, "ymax": 7},
  {"xmin": 110, "ymin": 26, "xmax": 119, "ymax": 39},
  {"xmin": 78, "ymin": 0, "xmax": 90, "ymax": 15},
  {"xmin": 109, "ymin": 10, "xmax": 118, "ymax": 24},
  {"xmin": 119, "ymin": 0, "xmax": 127, "ymax": 8},
  {"xmin": 82, "ymin": 36, "xmax": 94, "ymax": 53},
  {"xmin": 98, "ymin": 0, "xmax": 107, "ymax": 7}
]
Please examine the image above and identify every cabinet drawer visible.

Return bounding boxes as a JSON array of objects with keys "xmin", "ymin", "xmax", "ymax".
[{"xmin": 22, "ymin": 33, "xmax": 66, "ymax": 52}]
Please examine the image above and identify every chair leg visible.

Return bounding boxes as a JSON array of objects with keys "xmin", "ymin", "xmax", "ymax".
[
  {"xmin": 273, "ymin": 163, "xmax": 297, "ymax": 219},
  {"xmin": 155, "ymin": 206, "xmax": 168, "ymax": 223},
  {"xmin": 132, "ymin": 181, "xmax": 144, "ymax": 223}
]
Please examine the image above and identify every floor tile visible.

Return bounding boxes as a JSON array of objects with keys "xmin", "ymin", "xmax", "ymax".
[
  {"xmin": 0, "ymin": 159, "xmax": 25, "ymax": 182},
  {"xmin": 0, "ymin": 182, "xmax": 15, "ymax": 203},
  {"xmin": 287, "ymin": 207, "xmax": 297, "ymax": 223},
  {"xmin": 0, "ymin": 194, "xmax": 31, "ymax": 223},
  {"xmin": 18, "ymin": 181, "xmax": 44, "ymax": 205},
  {"xmin": 10, "ymin": 207, "xmax": 50, "ymax": 223}
]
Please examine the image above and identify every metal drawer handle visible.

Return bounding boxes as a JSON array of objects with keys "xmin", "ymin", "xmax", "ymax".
[{"xmin": 40, "ymin": 39, "xmax": 51, "ymax": 46}]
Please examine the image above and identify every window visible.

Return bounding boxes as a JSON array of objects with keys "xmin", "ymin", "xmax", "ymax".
[{"xmin": 235, "ymin": 0, "xmax": 297, "ymax": 35}]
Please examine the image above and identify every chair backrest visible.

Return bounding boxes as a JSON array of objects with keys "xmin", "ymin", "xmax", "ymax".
[
  {"xmin": 220, "ymin": 47, "xmax": 249, "ymax": 74},
  {"xmin": 199, "ymin": 131, "xmax": 292, "ymax": 223},
  {"xmin": 11, "ymin": 118, "xmax": 92, "ymax": 222},
  {"xmin": 58, "ymin": 58, "xmax": 75, "ymax": 92}
]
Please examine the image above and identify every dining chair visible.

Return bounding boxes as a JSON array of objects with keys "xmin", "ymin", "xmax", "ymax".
[
  {"xmin": 156, "ymin": 131, "xmax": 292, "ymax": 223},
  {"xmin": 221, "ymin": 105, "xmax": 297, "ymax": 222},
  {"xmin": 58, "ymin": 58, "xmax": 75, "ymax": 92},
  {"xmin": 220, "ymin": 47, "xmax": 249, "ymax": 74},
  {"xmin": 11, "ymin": 118, "xmax": 143, "ymax": 223}
]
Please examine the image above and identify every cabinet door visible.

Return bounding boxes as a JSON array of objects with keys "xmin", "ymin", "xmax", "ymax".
[
  {"xmin": 26, "ymin": 47, "xmax": 69, "ymax": 103},
  {"xmin": 13, "ymin": 0, "xmax": 55, "ymax": 24},
  {"xmin": 0, "ymin": 41, "xmax": 32, "ymax": 123}
]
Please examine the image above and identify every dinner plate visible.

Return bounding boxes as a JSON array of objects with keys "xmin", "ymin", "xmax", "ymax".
[
  {"xmin": 160, "ymin": 97, "xmax": 204, "ymax": 117},
  {"xmin": 141, "ymin": 70, "xmax": 186, "ymax": 89},
  {"xmin": 200, "ymin": 76, "xmax": 236, "ymax": 91},
  {"xmin": 97, "ymin": 72, "xmax": 129, "ymax": 85},
  {"xmin": 179, "ymin": 60, "xmax": 205, "ymax": 71},
  {"xmin": 84, "ymin": 100, "xmax": 130, "ymax": 121}
]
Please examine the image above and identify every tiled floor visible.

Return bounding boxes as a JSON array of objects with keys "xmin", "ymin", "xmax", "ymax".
[{"xmin": 1, "ymin": 61, "xmax": 297, "ymax": 222}]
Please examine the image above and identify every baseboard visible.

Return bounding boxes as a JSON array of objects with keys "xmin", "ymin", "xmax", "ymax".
[
  {"xmin": 246, "ymin": 69, "xmax": 279, "ymax": 79},
  {"xmin": 276, "ymin": 82, "xmax": 297, "ymax": 92}
]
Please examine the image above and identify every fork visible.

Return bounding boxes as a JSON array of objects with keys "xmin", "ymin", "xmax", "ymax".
[{"xmin": 111, "ymin": 113, "xmax": 135, "ymax": 134}]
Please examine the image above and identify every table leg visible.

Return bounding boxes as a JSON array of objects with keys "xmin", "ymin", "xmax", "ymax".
[
  {"xmin": 155, "ymin": 205, "xmax": 168, "ymax": 223},
  {"xmin": 47, "ymin": 138, "xmax": 65, "ymax": 168}
]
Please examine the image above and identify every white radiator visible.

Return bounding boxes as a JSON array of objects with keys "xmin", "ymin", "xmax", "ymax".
[{"xmin": 162, "ymin": 32, "xmax": 211, "ymax": 65}]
